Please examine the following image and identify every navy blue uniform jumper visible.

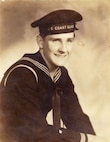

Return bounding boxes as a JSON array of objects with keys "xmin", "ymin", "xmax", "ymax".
[{"xmin": 0, "ymin": 51, "xmax": 95, "ymax": 142}]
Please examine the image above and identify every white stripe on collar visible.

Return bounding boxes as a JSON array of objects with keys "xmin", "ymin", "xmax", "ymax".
[
  {"xmin": 53, "ymin": 68, "xmax": 61, "ymax": 83},
  {"xmin": 21, "ymin": 57, "xmax": 50, "ymax": 76},
  {"xmin": 21, "ymin": 57, "xmax": 62, "ymax": 83}
]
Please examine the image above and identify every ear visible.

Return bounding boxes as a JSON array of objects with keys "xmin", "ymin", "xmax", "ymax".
[{"xmin": 36, "ymin": 35, "xmax": 44, "ymax": 49}]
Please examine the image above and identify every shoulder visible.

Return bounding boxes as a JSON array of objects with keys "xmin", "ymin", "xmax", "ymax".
[
  {"xmin": 60, "ymin": 66, "xmax": 75, "ymax": 87},
  {"xmin": 61, "ymin": 66, "xmax": 68, "ymax": 74},
  {"xmin": 60, "ymin": 66, "xmax": 71, "ymax": 80},
  {"xmin": 60, "ymin": 66, "xmax": 71, "ymax": 83},
  {"xmin": 1, "ymin": 53, "xmax": 39, "ymax": 87},
  {"xmin": 2, "ymin": 64, "xmax": 38, "ymax": 87}
]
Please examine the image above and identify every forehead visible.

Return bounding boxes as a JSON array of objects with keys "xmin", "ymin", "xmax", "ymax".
[{"xmin": 45, "ymin": 32, "xmax": 74, "ymax": 39}]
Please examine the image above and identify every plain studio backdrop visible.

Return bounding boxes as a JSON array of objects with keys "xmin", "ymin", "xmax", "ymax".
[{"xmin": 0, "ymin": 0, "xmax": 110, "ymax": 141}]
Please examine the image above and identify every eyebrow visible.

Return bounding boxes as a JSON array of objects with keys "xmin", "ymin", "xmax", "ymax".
[{"xmin": 49, "ymin": 37, "xmax": 74, "ymax": 40}]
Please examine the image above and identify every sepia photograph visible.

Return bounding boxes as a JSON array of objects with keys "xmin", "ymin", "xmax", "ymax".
[{"xmin": 0, "ymin": 0, "xmax": 110, "ymax": 141}]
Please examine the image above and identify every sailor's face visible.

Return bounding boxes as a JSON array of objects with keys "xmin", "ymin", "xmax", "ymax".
[{"xmin": 40, "ymin": 32, "xmax": 75, "ymax": 70}]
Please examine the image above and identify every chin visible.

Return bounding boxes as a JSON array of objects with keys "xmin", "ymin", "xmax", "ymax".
[
  {"xmin": 55, "ymin": 62, "xmax": 66, "ymax": 67},
  {"xmin": 52, "ymin": 59, "xmax": 67, "ymax": 67}
]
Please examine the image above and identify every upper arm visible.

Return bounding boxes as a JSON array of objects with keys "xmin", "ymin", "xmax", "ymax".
[{"xmin": 5, "ymin": 66, "xmax": 40, "ymax": 105}]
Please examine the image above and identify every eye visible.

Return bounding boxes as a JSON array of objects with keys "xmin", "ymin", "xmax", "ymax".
[
  {"xmin": 67, "ymin": 38, "xmax": 74, "ymax": 42},
  {"xmin": 52, "ymin": 39, "xmax": 60, "ymax": 42}
]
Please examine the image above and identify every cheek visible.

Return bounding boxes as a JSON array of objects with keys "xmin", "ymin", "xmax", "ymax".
[
  {"xmin": 43, "ymin": 45, "xmax": 53, "ymax": 57},
  {"xmin": 67, "ymin": 44, "xmax": 73, "ymax": 52},
  {"xmin": 47, "ymin": 43, "xmax": 58, "ymax": 53}
]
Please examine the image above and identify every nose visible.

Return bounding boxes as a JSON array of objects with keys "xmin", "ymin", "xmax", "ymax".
[{"xmin": 58, "ymin": 42, "xmax": 67, "ymax": 53}]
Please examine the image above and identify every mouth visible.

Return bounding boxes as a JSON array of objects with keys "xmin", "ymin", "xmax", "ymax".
[{"xmin": 54, "ymin": 53, "xmax": 68, "ymax": 57}]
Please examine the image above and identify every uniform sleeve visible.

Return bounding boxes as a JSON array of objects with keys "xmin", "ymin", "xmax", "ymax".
[
  {"xmin": 0, "ymin": 67, "xmax": 61, "ymax": 142},
  {"xmin": 60, "ymin": 69, "xmax": 96, "ymax": 135}
]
